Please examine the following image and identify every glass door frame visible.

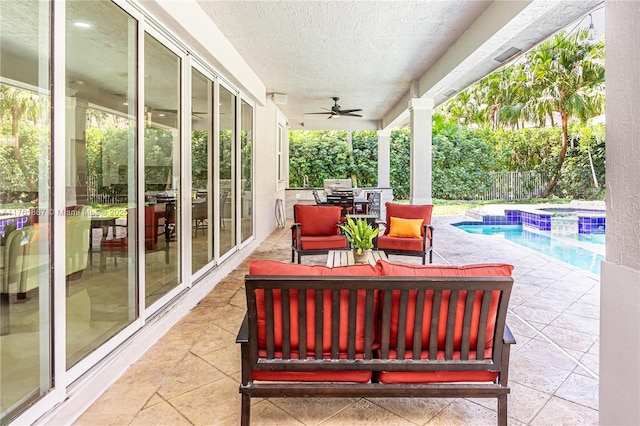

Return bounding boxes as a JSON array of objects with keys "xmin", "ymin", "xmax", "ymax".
[
  {"xmin": 8, "ymin": 0, "xmax": 58, "ymax": 423},
  {"xmin": 10, "ymin": 1, "xmax": 254, "ymax": 423},
  {"xmin": 64, "ymin": 0, "xmax": 146, "ymax": 386},
  {"xmin": 140, "ymin": 22, "xmax": 189, "ymax": 317},
  {"xmin": 189, "ymin": 59, "xmax": 218, "ymax": 281},
  {"xmin": 237, "ymin": 94, "xmax": 256, "ymax": 249},
  {"xmin": 216, "ymin": 80, "xmax": 238, "ymax": 264}
]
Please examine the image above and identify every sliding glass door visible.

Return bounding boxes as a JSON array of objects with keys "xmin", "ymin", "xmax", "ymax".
[
  {"xmin": 191, "ymin": 69, "xmax": 213, "ymax": 273},
  {"xmin": 218, "ymin": 86, "xmax": 236, "ymax": 257},
  {"xmin": 64, "ymin": 0, "xmax": 138, "ymax": 370},
  {"xmin": 0, "ymin": 0, "xmax": 52, "ymax": 421},
  {"xmin": 240, "ymin": 100, "xmax": 253, "ymax": 243},
  {"xmin": 144, "ymin": 33, "xmax": 181, "ymax": 307},
  {"xmin": 0, "ymin": 1, "xmax": 257, "ymax": 422}
]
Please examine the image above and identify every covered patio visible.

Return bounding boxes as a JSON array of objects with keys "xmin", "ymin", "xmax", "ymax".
[
  {"xmin": 4, "ymin": 1, "xmax": 640, "ymax": 424},
  {"xmin": 74, "ymin": 214, "xmax": 599, "ymax": 425}
]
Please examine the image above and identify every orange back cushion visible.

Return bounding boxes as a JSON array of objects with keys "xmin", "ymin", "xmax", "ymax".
[
  {"xmin": 386, "ymin": 217, "xmax": 423, "ymax": 238},
  {"xmin": 384, "ymin": 203, "xmax": 433, "ymax": 237},
  {"xmin": 378, "ymin": 261, "xmax": 513, "ymax": 350},
  {"xmin": 249, "ymin": 260, "xmax": 381, "ymax": 354},
  {"xmin": 294, "ymin": 204, "xmax": 342, "ymax": 236}
]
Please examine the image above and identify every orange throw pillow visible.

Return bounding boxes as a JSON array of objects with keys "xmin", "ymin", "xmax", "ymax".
[{"xmin": 387, "ymin": 217, "xmax": 423, "ymax": 238}]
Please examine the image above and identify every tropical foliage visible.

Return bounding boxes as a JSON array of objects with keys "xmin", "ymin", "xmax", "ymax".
[
  {"xmin": 339, "ymin": 217, "xmax": 379, "ymax": 254},
  {"xmin": 0, "ymin": 84, "xmax": 50, "ymax": 202},
  {"xmin": 289, "ymin": 28, "xmax": 605, "ymax": 201},
  {"xmin": 439, "ymin": 29, "xmax": 605, "ymax": 196},
  {"xmin": 289, "ymin": 130, "xmax": 378, "ymax": 189}
]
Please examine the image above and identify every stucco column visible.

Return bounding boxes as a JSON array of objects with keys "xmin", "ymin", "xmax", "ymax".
[
  {"xmin": 408, "ymin": 97, "xmax": 433, "ymax": 204},
  {"xmin": 600, "ymin": 3, "xmax": 640, "ymax": 425},
  {"xmin": 377, "ymin": 129, "xmax": 391, "ymax": 188}
]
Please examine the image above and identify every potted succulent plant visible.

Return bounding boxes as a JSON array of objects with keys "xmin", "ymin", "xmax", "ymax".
[{"xmin": 339, "ymin": 217, "xmax": 379, "ymax": 263}]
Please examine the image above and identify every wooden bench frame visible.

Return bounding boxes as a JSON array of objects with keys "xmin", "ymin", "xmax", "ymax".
[{"xmin": 237, "ymin": 275, "xmax": 515, "ymax": 425}]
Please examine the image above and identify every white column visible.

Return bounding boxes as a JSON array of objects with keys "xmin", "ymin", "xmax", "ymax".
[
  {"xmin": 376, "ymin": 129, "xmax": 391, "ymax": 188},
  {"xmin": 65, "ymin": 95, "xmax": 88, "ymax": 205},
  {"xmin": 600, "ymin": 3, "xmax": 640, "ymax": 425},
  {"xmin": 408, "ymin": 97, "xmax": 433, "ymax": 205}
]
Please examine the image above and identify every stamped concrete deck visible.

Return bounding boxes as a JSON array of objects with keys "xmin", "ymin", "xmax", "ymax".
[{"xmin": 75, "ymin": 215, "xmax": 600, "ymax": 425}]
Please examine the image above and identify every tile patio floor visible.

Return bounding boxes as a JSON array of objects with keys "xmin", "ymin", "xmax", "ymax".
[{"xmin": 74, "ymin": 215, "xmax": 600, "ymax": 425}]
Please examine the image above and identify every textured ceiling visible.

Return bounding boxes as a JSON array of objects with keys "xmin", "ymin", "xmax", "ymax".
[
  {"xmin": 197, "ymin": 0, "xmax": 602, "ymax": 130},
  {"xmin": 2, "ymin": 0, "xmax": 603, "ymax": 131},
  {"xmin": 198, "ymin": 0, "xmax": 490, "ymax": 129}
]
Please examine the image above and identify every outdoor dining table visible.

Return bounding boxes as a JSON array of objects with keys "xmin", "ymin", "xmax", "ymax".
[
  {"xmin": 346, "ymin": 213, "xmax": 378, "ymax": 226},
  {"xmin": 321, "ymin": 196, "xmax": 368, "ymax": 210}
]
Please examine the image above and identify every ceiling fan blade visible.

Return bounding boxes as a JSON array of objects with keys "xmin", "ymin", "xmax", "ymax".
[
  {"xmin": 341, "ymin": 113, "xmax": 363, "ymax": 117},
  {"xmin": 304, "ymin": 112, "xmax": 333, "ymax": 115},
  {"xmin": 339, "ymin": 108, "xmax": 362, "ymax": 114}
]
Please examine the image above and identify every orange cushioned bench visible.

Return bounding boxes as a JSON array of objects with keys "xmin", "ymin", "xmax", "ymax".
[{"xmin": 237, "ymin": 259, "xmax": 515, "ymax": 426}]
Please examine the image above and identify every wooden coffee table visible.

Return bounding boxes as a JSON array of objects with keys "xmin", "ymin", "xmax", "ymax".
[{"xmin": 326, "ymin": 250, "xmax": 387, "ymax": 267}]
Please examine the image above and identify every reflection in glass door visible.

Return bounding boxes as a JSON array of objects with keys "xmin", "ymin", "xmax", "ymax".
[
  {"xmin": 191, "ymin": 69, "xmax": 213, "ymax": 273},
  {"xmin": 0, "ymin": 1, "xmax": 52, "ymax": 422},
  {"xmin": 64, "ymin": 1, "xmax": 138, "ymax": 368},
  {"xmin": 240, "ymin": 101, "xmax": 253, "ymax": 243},
  {"xmin": 219, "ymin": 87, "xmax": 236, "ymax": 257},
  {"xmin": 144, "ymin": 33, "xmax": 181, "ymax": 307}
]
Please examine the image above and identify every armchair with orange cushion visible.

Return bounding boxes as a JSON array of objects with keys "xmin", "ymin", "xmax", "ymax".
[
  {"xmin": 375, "ymin": 202, "xmax": 434, "ymax": 264},
  {"xmin": 291, "ymin": 204, "xmax": 347, "ymax": 264}
]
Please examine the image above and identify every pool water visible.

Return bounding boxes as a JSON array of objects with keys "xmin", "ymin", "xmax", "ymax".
[{"xmin": 455, "ymin": 224, "xmax": 604, "ymax": 275}]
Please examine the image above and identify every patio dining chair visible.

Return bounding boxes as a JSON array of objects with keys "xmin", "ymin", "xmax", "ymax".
[
  {"xmin": 100, "ymin": 206, "xmax": 169, "ymax": 271},
  {"xmin": 219, "ymin": 190, "xmax": 230, "ymax": 229},
  {"xmin": 326, "ymin": 193, "xmax": 354, "ymax": 222},
  {"xmin": 312, "ymin": 188, "xmax": 325, "ymax": 205},
  {"xmin": 192, "ymin": 199, "xmax": 207, "ymax": 238},
  {"xmin": 363, "ymin": 190, "xmax": 381, "ymax": 216}
]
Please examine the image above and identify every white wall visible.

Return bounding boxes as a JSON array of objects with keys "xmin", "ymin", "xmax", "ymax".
[
  {"xmin": 600, "ymin": 2, "xmax": 640, "ymax": 424},
  {"xmin": 254, "ymin": 99, "xmax": 286, "ymax": 240}
]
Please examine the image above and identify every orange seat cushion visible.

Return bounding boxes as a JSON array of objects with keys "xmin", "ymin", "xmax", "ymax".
[
  {"xmin": 384, "ymin": 203, "xmax": 433, "ymax": 237},
  {"xmin": 377, "ymin": 261, "xmax": 513, "ymax": 350},
  {"xmin": 300, "ymin": 235, "xmax": 347, "ymax": 251},
  {"xmin": 294, "ymin": 204, "xmax": 342, "ymax": 236},
  {"xmin": 252, "ymin": 350, "xmax": 372, "ymax": 382},
  {"xmin": 376, "ymin": 348, "xmax": 498, "ymax": 383},
  {"xmin": 252, "ymin": 370, "xmax": 372, "ymax": 383},
  {"xmin": 376, "ymin": 235, "xmax": 423, "ymax": 251},
  {"xmin": 248, "ymin": 260, "xmax": 381, "ymax": 354}
]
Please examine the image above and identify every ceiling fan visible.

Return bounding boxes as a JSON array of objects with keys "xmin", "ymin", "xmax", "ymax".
[{"xmin": 304, "ymin": 97, "xmax": 362, "ymax": 119}]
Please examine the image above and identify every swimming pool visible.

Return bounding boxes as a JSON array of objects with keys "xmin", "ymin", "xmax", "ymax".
[{"xmin": 454, "ymin": 224, "xmax": 604, "ymax": 275}]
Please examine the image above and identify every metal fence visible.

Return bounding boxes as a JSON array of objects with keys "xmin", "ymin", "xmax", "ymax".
[
  {"xmin": 476, "ymin": 171, "xmax": 546, "ymax": 201},
  {"xmin": 87, "ymin": 174, "xmax": 120, "ymax": 204}
]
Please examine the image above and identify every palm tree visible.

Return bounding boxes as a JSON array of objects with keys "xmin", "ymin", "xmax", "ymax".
[
  {"xmin": 525, "ymin": 29, "xmax": 605, "ymax": 197},
  {"xmin": 441, "ymin": 88, "xmax": 490, "ymax": 129},
  {"xmin": 0, "ymin": 85, "xmax": 49, "ymax": 192}
]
